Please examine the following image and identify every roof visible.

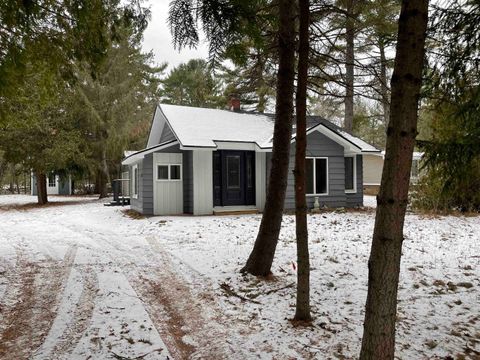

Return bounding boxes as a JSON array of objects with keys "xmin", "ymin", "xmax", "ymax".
[
  {"xmin": 158, "ymin": 104, "xmax": 274, "ymax": 148},
  {"xmin": 125, "ymin": 103, "xmax": 380, "ymax": 164}
]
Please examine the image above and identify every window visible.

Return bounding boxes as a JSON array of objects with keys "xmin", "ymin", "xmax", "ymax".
[
  {"xmin": 157, "ymin": 165, "xmax": 169, "ymax": 180},
  {"xmin": 132, "ymin": 165, "xmax": 138, "ymax": 198},
  {"xmin": 344, "ymin": 156, "xmax": 356, "ymax": 193},
  {"xmin": 170, "ymin": 165, "xmax": 181, "ymax": 180},
  {"xmin": 157, "ymin": 164, "xmax": 182, "ymax": 181},
  {"xmin": 226, "ymin": 155, "xmax": 240, "ymax": 189},
  {"xmin": 306, "ymin": 158, "xmax": 328, "ymax": 195},
  {"xmin": 48, "ymin": 174, "xmax": 56, "ymax": 187}
]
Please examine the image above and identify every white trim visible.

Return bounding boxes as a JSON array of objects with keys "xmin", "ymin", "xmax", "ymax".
[
  {"xmin": 344, "ymin": 155, "xmax": 357, "ymax": 194},
  {"xmin": 306, "ymin": 157, "xmax": 329, "ymax": 196},
  {"xmin": 303, "ymin": 125, "xmax": 361, "ymax": 153},
  {"xmin": 131, "ymin": 164, "xmax": 139, "ymax": 199},
  {"xmin": 155, "ymin": 163, "xmax": 183, "ymax": 182},
  {"xmin": 122, "ymin": 140, "xmax": 179, "ymax": 166}
]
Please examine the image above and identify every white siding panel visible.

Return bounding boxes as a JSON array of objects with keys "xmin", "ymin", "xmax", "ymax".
[
  {"xmin": 363, "ymin": 154, "xmax": 383, "ymax": 185},
  {"xmin": 193, "ymin": 150, "xmax": 213, "ymax": 215},
  {"xmin": 153, "ymin": 153, "xmax": 183, "ymax": 215},
  {"xmin": 255, "ymin": 152, "xmax": 266, "ymax": 211}
]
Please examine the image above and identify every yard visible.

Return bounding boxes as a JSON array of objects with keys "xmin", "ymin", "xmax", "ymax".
[{"xmin": 0, "ymin": 195, "xmax": 479, "ymax": 359}]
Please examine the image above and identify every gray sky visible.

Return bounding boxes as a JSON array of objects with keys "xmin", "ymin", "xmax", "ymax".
[{"xmin": 142, "ymin": 1, "xmax": 209, "ymax": 70}]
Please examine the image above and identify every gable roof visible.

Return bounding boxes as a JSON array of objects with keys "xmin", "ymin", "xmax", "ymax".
[
  {"xmin": 143, "ymin": 103, "xmax": 380, "ymax": 154},
  {"xmin": 153, "ymin": 104, "xmax": 275, "ymax": 148}
]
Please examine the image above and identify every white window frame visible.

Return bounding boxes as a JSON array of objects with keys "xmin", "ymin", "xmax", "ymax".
[
  {"xmin": 48, "ymin": 174, "xmax": 56, "ymax": 187},
  {"xmin": 132, "ymin": 164, "xmax": 138, "ymax": 199},
  {"xmin": 156, "ymin": 164, "xmax": 182, "ymax": 182},
  {"xmin": 306, "ymin": 157, "xmax": 329, "ymax": 196},
  {"xmin": 344, "ymin": 155, "xmax": 357, "ymax": 194}
]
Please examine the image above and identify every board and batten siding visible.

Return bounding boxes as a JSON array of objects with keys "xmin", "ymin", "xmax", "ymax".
[
  {"xmin": 345, "ymin": 154, "xmax": 363, "ymax": 207},
  {"xmin": 130, "ymin": 144, "xmax": 194, "ymax": 215},
  {"xmin": 153, "ymin": 152, "xmax": 183, "ymax": 215},
  {"xmin": 193, "ymin": 150, "xmax": 213, "ymax": 215},
  {"xmin": 255, "ymin": 152, "xmax": 267, "ymax": 211},
  {"xmin": 363, "ymin": 154, "xmax": 383, "ymax": 185}
]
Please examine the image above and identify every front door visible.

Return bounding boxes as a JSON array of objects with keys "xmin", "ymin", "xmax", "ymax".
[{"xmin": 213, "ymin": 150, "xmax": 255, "ymax": 206}]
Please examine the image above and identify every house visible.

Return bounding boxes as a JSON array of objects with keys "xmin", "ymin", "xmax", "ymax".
[
  {"xmin": 363, "ymin": 151, "xmax": 423, "ymax": 194},
  {"xmin": 121, "ymin": 103, "xmax": 381, "ymax": 215},
  {"xmin": 31, "ymin": 173, "xmax": 73, "ymax": 196}
]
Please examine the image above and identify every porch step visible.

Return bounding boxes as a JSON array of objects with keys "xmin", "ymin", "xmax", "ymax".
[{"xmin": 213, "ymin": 208, "xmax": 259, "ymax": 216}]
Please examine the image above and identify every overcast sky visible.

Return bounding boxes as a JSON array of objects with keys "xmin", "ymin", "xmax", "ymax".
[{"xmin": 142, "ymin": 1, "xmax": 209, "ymax": 71}]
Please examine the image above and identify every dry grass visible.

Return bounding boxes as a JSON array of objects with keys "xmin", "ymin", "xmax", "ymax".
[{"xmin": 121, "ymin": 209, "xmax": 146, "ymax": 220}]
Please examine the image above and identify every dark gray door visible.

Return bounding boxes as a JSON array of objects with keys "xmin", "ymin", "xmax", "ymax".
[{"xmin": 213, "ymin": 150, "xmax": 255, "ymax": 206}]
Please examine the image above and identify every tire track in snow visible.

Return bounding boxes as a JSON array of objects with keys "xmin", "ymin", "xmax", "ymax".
[
  {"xmin": 35, "ymin": 266, "xmax": 98, "ymax": 359},
  {"xmin": 0, "ymin": 245, "xmax": 77, "ymax": 359},
  {"xmin": 127, "ymin": 236, "xmax": 243, "ymax": 359}
]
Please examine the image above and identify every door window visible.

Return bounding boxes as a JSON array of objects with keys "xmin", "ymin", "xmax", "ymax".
[{"xmin": 226, "ymin": 155, "xmax": 241, "ymax": 189}]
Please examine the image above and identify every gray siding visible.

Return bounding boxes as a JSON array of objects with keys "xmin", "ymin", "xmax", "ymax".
[
  {"xmin": 133, "ymin": 144, "xmax": 195, "ymax": 215},
  {"xmin": 183, "ymin": 150, "xmax": 194, "ymax": 213},
  {"xmin": 159, "ymin": 123, "xmax": 176, "ymax": 143},
  {"xmin": 142, "ymin": 153, "xmax": 154, "ymax": 214},
  {"xmin": 285, "ymin": 131, "xmax": 347, "ymax": 209},
  {"xmin": 346, "ymin": 154, "xmax": 363, "ymax": 207}
]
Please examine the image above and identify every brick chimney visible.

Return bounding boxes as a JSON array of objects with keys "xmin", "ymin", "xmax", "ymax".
[{"xmin": 228, "ymin": 96, "xmax": 241, "ymax": 112}]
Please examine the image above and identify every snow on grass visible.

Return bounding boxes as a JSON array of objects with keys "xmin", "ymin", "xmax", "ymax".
[
  {"xmin": 0, "ymin": 195, "xmax": 479, "ymax": 359},
  {"xmin": 142, "ymin": 210, "xmax": 480, "ymax": 359}
]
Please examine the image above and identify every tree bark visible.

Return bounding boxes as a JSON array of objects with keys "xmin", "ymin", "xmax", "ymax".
[
  {"xmin": 35, "ymin": 171, "xmax": 48, "ymax": 205},
  {"xmin": 379, "ymin": 38, "xmax": 391, "ymax": 126},
  {"xmin": 98, "ymin": 146, "xmax": 109, "ymax": 199},
  {"xmin": 359, "ymin": 1, "xmax": 429, "ymax": 359},
  {"xmin": 241, "ymin": 0, "xmax": 296, "ymax": 276},
  {"xmin": 293, "ymin": 0, "xmax": 311, "ymax": 322},
  {"xmin": 344, "ymin": 0, "xmax": 355, "ymax": 132}
]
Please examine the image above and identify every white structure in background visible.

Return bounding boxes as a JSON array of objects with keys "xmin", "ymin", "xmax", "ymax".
[
  {"xmin": 31, "ymin": 173, "xmax": 73, "ymax": 196},
  {"xmin": 362, "ymin": 151, "xmax": 424, "ymax": 194}
]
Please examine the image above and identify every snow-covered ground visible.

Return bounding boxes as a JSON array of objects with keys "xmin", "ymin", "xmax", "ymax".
[{"xmin": 0, "ymin": 195, "xmax": 479, "ymax": 359}]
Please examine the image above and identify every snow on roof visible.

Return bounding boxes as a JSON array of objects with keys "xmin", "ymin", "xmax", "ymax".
[
  {"xmin": 150, "ymin": 103, "xmax": 380, "ymax": 152},
  {"xmin": 336, "ymin": 129, "xmax": 380, "ymax": 152},
  {"xmin": 159, "ymin": 104, "xmax": 274, "ymax": 148}
]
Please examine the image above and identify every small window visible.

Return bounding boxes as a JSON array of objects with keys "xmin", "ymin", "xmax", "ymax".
[
  {"xmin": 226, "ymin": 155, "xmax": 240, "ymax": 189},
  {"xmin": 345, "ymin": 156, "xmax": 355, "ymax": 192},
  {"xmin": 132, "ymin": 165, "xmax": 139, "ymax": 198},
  {"xmin": 157, "ymin": 164, "xmax": 182, "ymax": 181},
  {"xmin": 306, "ymin": 157, "xmax": 328, "ymax": 195},
  {"xmin": 48, "ymin": 174, "xmax": 56, "ymax": 187},
  {"xmin": 157, "ymin": 165, "xmax": 169, "ymax": 180},
  {"xmin": 170, "ymin": 165, "xmax": 181, "ymax": 180}
]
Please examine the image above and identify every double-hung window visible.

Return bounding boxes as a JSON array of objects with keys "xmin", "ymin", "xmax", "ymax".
[
  {"xmin": 132, "ymin": 165, "xmax": 139, "ymax": 198},
  {"xmin": 306, "ymin": 157, "xmax": 328, "ymax": 195},
  {"xmin": 48, "ymin": 174, "xmax": 56, "ymax": 187},
  {"xmin": 157, "ymin": 164, "xmax": 182, "ymax": 181},
  {"xmin": 344, "ymin": 156, "xmax": 356, "ymax": 193}
]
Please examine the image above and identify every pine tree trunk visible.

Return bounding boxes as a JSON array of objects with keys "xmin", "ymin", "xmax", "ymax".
[
  {"xmin": 344, "ymin": 0, "xmax": 355, "ymax": 132},
  {"xmin": 35, "ymin": 171, "xmax": 48, "ymax": 205},
  {"xmin": 241, "ymin": 0, "xmax": 296, "ymax": 276},
  {"xmin": 293, "ymin": 0, "xmax": 311, "ymax": 322},
  {"xmin": 379, "ymin": 39, "xmax": 390, "ymax": 126},
  {"xmin": 98, "ymin": 146, "xmax": 109, "ymax": 199},
  {"xmin": 359, "ymin": 1, "xmax": 429, "ymax": 359}
]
